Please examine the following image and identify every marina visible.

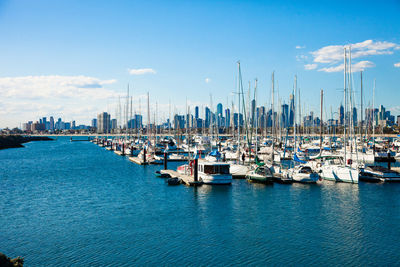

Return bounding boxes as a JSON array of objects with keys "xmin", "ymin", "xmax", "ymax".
[
  {"xmin": 1, "ymin": 136, "xmax": 400, "ymax": 266},
  {"xmin": 1, "ymin": 1, "xmax": 400, "ymax": 265}
]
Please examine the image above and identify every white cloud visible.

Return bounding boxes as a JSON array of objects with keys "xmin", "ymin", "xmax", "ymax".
[
  {"xmin": 394, "ymin": 62, "xmax": 400, "ymax": 68},
  {"xmin": 0, "ymin": 75, "xmax": 119, "ymax": 128},
  {"xmin": 318, "ymin": 60, "xmax": 375, "ymax": 73},
  {"xmin": 205, "ymin": 78, "xmax": 211, "ymax": 83},
  {"xmin": 296, "ymin": 54, "xmax": 308, "ymax": 62},
  {"xmin": 296, "ymin": 45, "xmax": 305, "ymax": 49},
  {"xmin": 311, "ymin": 40, "xmax": 400, "ymax": 64},
  {"xmin": 0, "ymin": 75, "xmax": 117, "ymax": 99},
  {"xmin": 304, "ymin": 64, "xmax": 317, "ymax": 70},
  {"xmin": 128, "ymin": 68, "xmax": 156, "ymax": 75}
]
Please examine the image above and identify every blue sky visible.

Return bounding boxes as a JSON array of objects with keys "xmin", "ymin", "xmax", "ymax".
[{"xmin": 0, "ymin": 0, "xmax": 399, "ymax": 127}]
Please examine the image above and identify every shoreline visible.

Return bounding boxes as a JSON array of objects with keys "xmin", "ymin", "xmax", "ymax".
[{"xmin": 0, "ymin": 135, "xmax": 53, "ymax": 150}]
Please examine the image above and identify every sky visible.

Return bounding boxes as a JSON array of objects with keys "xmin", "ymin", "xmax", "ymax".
[{"xmin": 0, "ymin": 0, "xmax": 399, "ymax": 128}]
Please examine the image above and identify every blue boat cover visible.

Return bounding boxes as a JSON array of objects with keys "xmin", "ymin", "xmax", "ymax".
[
  {"xmin": 293, "ymin": 153, "xmax": 307, "ymax": 163},
  {"xmin": 209, "ymin": 150, "xmax": 221, "ymax": 158}
]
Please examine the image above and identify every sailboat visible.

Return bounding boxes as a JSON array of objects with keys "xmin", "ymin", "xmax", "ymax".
[
  {"xmin": 319, "ymin": 47, "xmax": 359, "ymax": 183},
  {"xmin": 286, "ymin": 75, "xmax": 320, "ymax": 183}
]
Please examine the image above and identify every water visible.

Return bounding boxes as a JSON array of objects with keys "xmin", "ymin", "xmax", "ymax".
[{"xmin": 1, "ymin": 137, "xmax": 399, "ymax": 266}]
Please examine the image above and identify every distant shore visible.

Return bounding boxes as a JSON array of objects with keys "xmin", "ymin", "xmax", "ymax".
[
  {"xmin": 0, "ymin": 135, "xmax": 53, "ymax": 150},
  {"xmin": 27, "ymin": 133, "xmax": 400, "ymax": 138}
]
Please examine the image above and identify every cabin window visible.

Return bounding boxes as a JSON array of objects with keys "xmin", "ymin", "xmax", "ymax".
[
  {"xmin": 204, "ymin": 165, "xmax": 215, "ymax": 174},
  {"xmin": 219, "ymin": 165, "xmax": 230, "ymax": 174}
]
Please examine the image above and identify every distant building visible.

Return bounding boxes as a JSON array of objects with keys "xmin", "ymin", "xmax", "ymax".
[
  {"xmin": 97, "ymin": 112, "xmax": 111, "ymax": 133},
  {"xmin": 217, "ymin": 103, "xmax": 223, "ymax": 117},
  {"xmin": 49, "ymin": 116, "xmax": 54, "ymax": 131},
  {"xmin": 339, "ymin": 104, "xmax": 344, "ymax": 125},
  {"xmin": 111, "ymin": 119, "xmax": 117, "ymax": 130},
  {"xmin": 91, "ymin": 118, "xmax": 97, "ymax": 128}
]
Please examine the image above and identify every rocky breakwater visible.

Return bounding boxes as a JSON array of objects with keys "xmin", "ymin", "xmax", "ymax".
[
  {"xmin": 0, "ymin": 253, "xmax": 23, "ymax": 267},
  {"xmin": 0, "ymin": 135, "xmax": 53, "ymax": 150}
]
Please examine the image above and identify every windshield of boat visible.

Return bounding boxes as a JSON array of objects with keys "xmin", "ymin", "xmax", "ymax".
[
  {"xmin": 203, "ymin": 164, "xmax": 230, "ymax": 174},
  {"xmin": 256, "ymin": 166, "xmax": 271, "ymax": 176},
  {"xmin": 299, "ymin": 166, "xmax": 313, "ymax": 174}
]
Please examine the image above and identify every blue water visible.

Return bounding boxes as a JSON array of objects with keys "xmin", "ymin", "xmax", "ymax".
[{"xmin": 1, "ymin": 137, "xmax": 399, "ymax": 266}]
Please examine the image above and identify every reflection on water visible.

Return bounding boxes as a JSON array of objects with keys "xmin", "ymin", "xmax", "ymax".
[{"xmin": 0, "ymin": 137, "xmax": 399, "ymax": 266}]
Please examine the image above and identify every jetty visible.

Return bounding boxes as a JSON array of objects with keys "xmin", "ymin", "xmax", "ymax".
[{"xmin": 159, "ymin": 169, "xmax": 202, "ymax": 186}]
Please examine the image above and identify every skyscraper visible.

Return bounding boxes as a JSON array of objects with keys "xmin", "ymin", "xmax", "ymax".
[
  {"xmin": 225, "ymin": 108, "xmax": 231, "ymax": 128},
  {"xmin": 49, "ymin": 116, "xmax": 54, "ymax": 131},
  {"xmin": 281, "ymin": 104, "xmax": 289, "ymax": 128},
  {"xmin": 205, "ymin": 107, "xmax": 211, "ymax": 128},
  {"xmin": 289, "ymin": 94, "xmax": 294, "ymax": 127},
  {"xmin": 339, "ymin": 104, "xmax": 344, "ymax": 125},
  {"xmin": 195, "ymin": 106, "xmax": 199, "ymax": 119},
  {"xmin": 97, "ymin": 112, "xmax": 111, "ymax": 133},
  {"xmin": 91, "ymin": 118, "xmax": 97, "ymax": 128},
  {"xmin": 217, "ymin": 103, "xmax": 223, "ymax": 117}
]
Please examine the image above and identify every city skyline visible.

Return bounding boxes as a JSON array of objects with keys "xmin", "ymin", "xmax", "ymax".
[{"xmin": 1, "ymin": 0, "xmax": 400, "ymax": 128}]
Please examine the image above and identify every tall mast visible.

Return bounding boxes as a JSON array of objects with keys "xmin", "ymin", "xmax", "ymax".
[
  {"xmin": 294, "ymin": 75, "xmax": 297, "ymax": 154},
  {"xmin": 373, "ymin": 79, "xmax": 376, "ymax": 158},
  {"xmin": 237, "ymin": 61, "xmax": 241, "ymax": 162},
  {"xmin": 360, "ymin": 71, "xmax": 363, "ymax": 143},
  {"xmin": 169, "ymin": 99, "xmax": 171, "ymax": 136},
  {"xmin": 343, "ymin": 47, "xmax": 347, "ymax": 165},
  {"xmin": 320, "ymin": 89, "xmax": 323, "ymax": 154},
  {"xmin": 271, "ymin": 71, "xmax": 275, "ymax": 163},
  {"xmin": 254, "ymin": 79, "xmax": 258, "ymax": 160},
  {"xmin": 130, "ymin": 96, "xmax": 133, "ymax": 138},
  {"xmin": 147, "ymin": 92, "xmax": 150, "ymax": 142}
]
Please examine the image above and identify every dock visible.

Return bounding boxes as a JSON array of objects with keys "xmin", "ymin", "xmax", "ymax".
[
  {"xmin": 129, "ymin": 157, "xmax": 150, "ymax": 165},
  {"xmin": 160, "ymin": 169, "xmax": 202, "ymax": 186},
  {"xmin": 114, "ymin": 150, "xmax": 125, "ymax": 156}
]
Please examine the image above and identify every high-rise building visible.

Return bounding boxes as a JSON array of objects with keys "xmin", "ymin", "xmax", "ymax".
[
  {"xmin": 352, "ymin": 107, "xmax": 357, "ymax": 126},
  {"xmin": 97, "ymin": 112, "xmax": 111, "ymax": 133},
  {"xmin": 289, "ymin": 94, "xmax": 294, "ymax": 127},
  {"xmin": 281, "ymin": 104, "xmax": 289, "ymax": 128},
  {"xmin": 217, "ymin": 103, "xmax": 223, "ymax": 117},
  {"xmin": 379, "ymin": 105, "xmax": 386, "ymax": 121},
  {"xmin": 339, "ymin": 104, "xmax": 344, "ymax": 125},
  {"xmin": 49, "ymin": 116, "xmax": 54, "ymax": 131},
  {"xmin": 91, "ymin": 118, "xmax": 97, "ymax": 128},
  {"xmin": 111, "ymin": 119, "xmax": 117, "ymax": 130},
  {"xmin": 205, "ymin": 107, "xmax": 211, "ymax": 128},
  {"xmin": 195, "ymin": 106, "xmax": 199, "ymax": 119},
  {"xmin": 225, "ymin": 108, "xmax": 231, "ymax": 128}
]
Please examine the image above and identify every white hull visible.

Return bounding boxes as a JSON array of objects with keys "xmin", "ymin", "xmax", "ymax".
[
  {"xmin": 229, "ymin": 164, "xmax": 249, "ymax": 177},
  {"xmin": 321, "ymin": 165, "xmax": 359, "ymax": 183},
  {"xmin": 200, "ymin": 174, "xmax": 232, "ymax": 185}
]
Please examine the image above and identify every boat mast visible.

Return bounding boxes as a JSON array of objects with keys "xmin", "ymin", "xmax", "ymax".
[
  {"xmin": 147, "ymin": 92, "xmax": 150, "ymax": 145},
  {"xmin": 360, "ymin": 71, "xmax": 363, "ymax": 152},
  {"xmin": 343, "ymin": 47, "xmax": 347, "ymax": 165},
  {"xmin": 294, "ymin": 75, "xmax": 297, "ymax": 159},
  {"xmin": 373, "ymin": 79, "xmax": 376, "ymax": 160},
  {"xmin": 254, "ymin": 79, "xmax": 258, "ymax": 161},
  {"xmin": 271, "ymin": 71, "xmax": 275, "ymax": 163},
  {"xmin": 237, "ymin": 61, "xmax": 241, "ymax": 163},
  {"xmin": 320, "ymin": 89, "xmax": 323, "ymax": 154}
]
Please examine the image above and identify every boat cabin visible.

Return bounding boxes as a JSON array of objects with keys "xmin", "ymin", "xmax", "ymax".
[{"xmin": 198, "ymin": 162, "xmax": 230, "ymax": 175}]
